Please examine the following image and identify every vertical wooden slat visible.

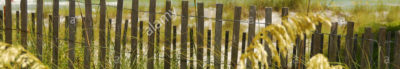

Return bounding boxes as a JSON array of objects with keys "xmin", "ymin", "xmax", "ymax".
[
  {"xmin": 84, "ymin": 0, "xmax": 93, "ymax": 68},
  {"xmin": 393, "ymin": 31, "xmax": 400, "ymax": 69},
  {"xmin": 207, "ymin": 30, "xmax": 212, "ymax": 69},
  {"xmin": 280, "ymin": 7, "xmax": 289, "ymax": 68},
  {"xmin": 361, "ymin": 27, "xmax": 372, "ymax": 69},
  {"xmin": 107, "ymin": 19, "xmax": 112, "ymax": 68},
  {"xmin": 231, "ymin": 6, "xmax": 241, "ymax": 69},
  {"xmin": 224, "ymin": 31, "xmax": 230, "ymax": 69},
  {"xmin": 328, "ymin": 23, "xmax": 338, "ymax": 62},
  {"xmin": 0, "ymin": 10, "xmax": 3, "ymax": 41},
  {"xmin": 214, "ymin": 4, "xmax": 223, "ymax": 69},
  {"xmin": 32, "ymin": 13, "xmax": 36, "ymax": 34},
  {"xmin": 293, "ymin": 36, "xmax": 300, "ymax": 69},
  {"xmin": 196, "ymin": 2, "xmax": 204, "ymax": 69},
  {"xmin": 298, "ymin": 34, "xmax": 307, "ymax": 69},
  {"xmin": 68, "ymin": 0, "xmax": 76, "ymax": 68},
  {"xmin": 99, "ymin": 0, "xmax": 107, "ymax": 68},
  {"xmin": 122, "ymin": 20, "xmax": 129, "ymax": 61},
  {"xmin": 242, "ymin": 33, "xmax": 247, "ymax": 54},
  {"xmin": 16, "ymin": 11, "xmax": 20, "ymax": 34},
  {"xmin": 156, "ymin": 25, "xmax": 160, "ymax": 63},
  {"xmin": 264, "ymin": 7, "xmax": 273, "ymax": 67},
  {"xmin": 385, "ymin": 31, "xmax": 392, "ymax": 69},
  {"xmin": 378, "ymin": 27, "xmax": 387, "ymax": 69},
  {"xmin": 345, "ymin": 22, "xmax": 355, "ymax": 68},
  {"xmin": 52, "ymin": 0, "xmax": 59, "ymax": 68},
  {"xmin": 5, "ymin": 0, "xmax": 12, "ymax": 44},
  {"xmin": 180, "ymin": 1, "xmax": 189, "ymax": 69},
  {"xmin": 115, "ymin": 0, "xmax": 124, "ymax": 68},
  {"xmin": 246, "ymin": 6, "xmax": 256, "ymax": 68},
  {"xmin": 311, "ymin": 23, "xmax": 322, "ymax": 56},
  {"xmin": 139, "ymin": 21, "xmax": 143, "ymax": 56},
  {"xmin": 37, "ymin": 0, "xmax": 44, "ymax": 60},
  {"xmin": 131, "ymin": 0, "xmax": 138, "ymax": 67},
  {"xmin": 173, "ymin": 26, "xmax": 177, "ymax": 68},
  {"xmin": 189, "ymin": 28, "xmax": 195, "ymax": 69},
  {"xmin": 21, "ymin": 0, "xmax": 27, "ymax": 47},
  {"xmin": 164, "ymin": 1, "xmax": 172, "ymax": 69}
]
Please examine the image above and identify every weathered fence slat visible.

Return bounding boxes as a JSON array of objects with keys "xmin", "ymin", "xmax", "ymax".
[
  {"xmin": 181, "ymin": 1, "xmax": 189, "ymax": 69},
  {"xmin": 68, "ymin": 0, "xmax": 76, "ymax": 68},
  {"xmin": 328, "ymin": 23, "xmax": 338, "ymax": 62},
  {"xmin": 214, "ymin": 4, "xmax": 224, "ymax": 69},
  {"xmin": 246, "ymin": 6, "xmax": 256, "ymax": 68},
  {"xmin": 361, "ymin": 27, "xmax": 372, "ymax": 69},
  {"xmin": 173, "ymin": 26, "xmax": 177, "ymax": 68},
  {"xmin": 131, "ymin": 0, "xmax": 138, "ymax": 68},
  {"xmin": 394, "ymin": 31, "xmax": 400, "ymax": 69},
  {"xmin": 114, "ymin": 0, "xmax": 124, "ymax": 68},
  {"xmin": 196, "ymin": 2, "xmax": 204, "ymax": 69},
  {"xmin": 378, "ymin": 27, "xmax": 387, "ymax": 69},
  {"xmin": 52, "ymin": 0, "xmax": 59, "ymax": 68},
  {"xmin": 84, "ymin": 0, "xmax": 93, "ymax": 68},
  {"xmin": 385, "ymin": 31, "xmax": 391, "ymax": 69},
  {"xmin": 0, "ymin": 10, "xmax": 3, "ymax": 41},
  {"xmin": 207, "ymin": 30, "xmax": 212, "ymax": 69},
  {"xmin": 224, "ymin": 31, "xmax": 230, "ymax": 69},
  {"xmin": 311, "ymin": 23, "xmax": 322, "ymax": 56},
  {"xmin": 298, "ymin": 34, "xmax": 307, "ymax": 69},
  {"xmin": 148, "ymin": 0, "xmax": 156, "ymax": 69},
  {"xmin": 5, "ymin": 0, "xmax": 12, "ymax": 44},
  {"xmin": 189, "ymin": 28, "xmax": 195, "ymax": 69},
  {"xmin": 16, "ymin": 11, "xmax": 20, "ymax": 34},
  {"xmin": 345, "ymin": 22, "xmax": 354, "ymax": 68},
  {"xmin": 21, "ymin": 0, "xmax": 28, "ymax": 47},
  {"xmin": 164, "ymin": 1, "xmax": 171, "ymax": 69},
  {"xmin": 231, "ymin": 6, "xmax": 241, "ymax": 69},
  {"xmin": 122, "ymin": 20, "xmax": 129, "ymax": 61},
  {"xmin": 242, "ymin": 33, "xmax": 247, "ymax": 54},
  {"xmin": 264, "ymin": 7, "xmax": 273, "ymax": 67},
  {"xmin": 36, "ymin": 0, "xmax": 43, "ymax": 60},
  {"xmin": 280, "ymin": 7, "xmax": 289, "ymax": 68},
  {"xmin": 99, "ymin": 0, "xmax": 107, "ymax": 68}
]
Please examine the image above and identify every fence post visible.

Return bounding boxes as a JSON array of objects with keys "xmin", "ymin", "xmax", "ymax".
[
  {"xmin": 264, "ymin": 7, "xmax": 273, "ymax": 68},
  {"xmin": 16, "ymin": 11, "xmax": 20, "ymax": 34},
  {"xmin": 107, "ymin": 19, "xmax": 112, "ymax": 68},
  {"xmin": 131, "ymin": 0, "xmax": 138, "ymax": 68},
  {"xmin": 328, "ymin": 23, "xmax": 338, "ymax": 62},
  {"xmin": 214, "ymin": 4, "xmax": 224, "ymax": 69},
  {"xmin": 377, "ymin": 27, "xmax": 387, "ymax": 69},
  {"xmin": 180, "ymin": 1, "xmax": 188, "ymax": 69},
  {"xmin": 139, "ymin": 21, "xmax": 144, "ymax": 60},
  {"xmin": 297, "ymin": 34, "xmax": 307, "ymax": 69},
  {"xmin": 393, "ymin": 31, "xmax": 400, "ymax": 69},
  {"xmin": 99, "ymin": 0, "xmax": 107, "ymax": 68},
  {"xmin": 311, "ymin": 23, "xmax": 322, "ymax": 57},
  {"xmin": 173, "ymin": 26, "xmax": 177, "ymax": 68},
  {"xmin": 345, "ymin": 22, "xmax": 354, "ymax": 68},
  {"xmin": 246, "ymin": 6, "xmax": 257, "ymax": 68},
  {"xmin": 361, "ymin": 27, "xmax": 372, "ymax": 69},
  {"xmin": 164, "ymin": 1, "xmax": 171, "ymax": 69},
  {"xmin": 5, "ymin": 0, "xmax": 12, "ymax": 44},
  {"xmin": 207, "ymin": 30, "xmax": 212, "ymax": 69},
  {"xmin": 242, "ymin": 33, "xmax": 247, "ymax": 54},
  {"xmin": 385, "ymin": 31, "xmax": 392, "ymax": 69},
  {"xmin": 122, "ymin": 20, "xmax": 129, "ymax": 61},
  {"xmin": 114, "ymin": 0, "xmax": 124, "ymax": 68},
  {"xmin": 21, "ymin": 0, "xmax": 27, "ymax": 47},
  {"xmin": 196, "ymin": 2, "xmax": 204, "ymax": 69},
  {"xmin": 190, "ymin": 28, "xmax": 195, "ymax": 69},
  {"xmin": 0, "ymin": 10, "xmax": 3, "ymax": 41},
  {"xmin": 231, "ymin": 6, "xmax": 241, "ymax": 69},
  {"xmin": 224, "ymin": 31, "xmax": 230, "ymax": 69},
  {"xmin": 280, "ymin": 7, "xmax": 289, "ymax": 68},
  {"xmin": 52, "ymin": 0, "xmax": 59, "ymax": 68},
  {"xmin": 36, "ymin": 0, "xmax": 44, "ymax": 60},
  {"xmin": 68, "ymin": 0, "xmax": 76, "ymax": 68},
  {"xmin": 84, "ymin": 0, "xmax": 93, "ymax": 68}
]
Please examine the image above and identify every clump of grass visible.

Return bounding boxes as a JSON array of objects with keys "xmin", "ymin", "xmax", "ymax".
[
  {"xmin": 0, "ymin": 42, "xmax": 48, "ymax": 69},
  {"xmin": 238, "ymin": 13, "xmax": 336, "ymax": 68}
]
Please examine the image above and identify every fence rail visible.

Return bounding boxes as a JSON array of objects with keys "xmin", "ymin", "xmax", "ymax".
[{"xmin": 2, "ymin": 0, "xmax": 400, "ymax": 69}]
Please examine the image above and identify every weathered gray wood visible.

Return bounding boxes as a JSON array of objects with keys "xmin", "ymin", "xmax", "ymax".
[
  {"xmin": 231, "ymin": 6, "xmax": 241, "ymax": 69},
  {"xmin": 68, "ymin": 0, "xmax": 76, "ymax": 68},
  {"xmin": 345, "ymin": 22, "xmax": 354, "ymax": 68},
  {"xmin": 31, "ymin": 13, "xmax": 36, "ymax": 34},
  {"xmin": 264, "ymin": 7, "xmax": 272, "ymax": 67},
  {"xmin": 114, "ymin": 0, "xmax": 124, "ymax": 68},
  {"xmin": 148, "ymin": 0, "xmax": 157, "ymax": 69},
  {"xmin": 196, "ymin": 2, "xmax": 204, "ymax": 69},
  {"xmin": 207, "ymin": 30, "xmax": 212, "ymax": 69},
  {"xmin": 5, "ymin": 0, "xmax": 12, "ymax": 44},
  {"xmin": 378, "ymin": 27, "xmax": 387, "ymax": 69},
  {"xmin": 20, "ymin": 0, "xmax": 27, "ymax": 47},
  {"xmin": 214, "ymin": 4, "xmax": 223, "ymax": 69},
  {"xmin": 84, "ymin": 0, "xmax": 93, "ymax": 68},
  {"xmin": 328, "ymin": 23, "xmax": 338, "ymax": 62},
  {"xmin": 293, "ymin": 36, "xmax": 300, "ymax": 69},
  {"xmin": 99, "ymin": 0, "xmax": 107, "ymax": 68},
  {"xmin": 16, "ymin": 11, "xmax": 20, "ymax": 34},
  {"xmin": 280, "ymin": 7, "xmax": 289, "ymax": 68},
  {"xmin": 298, "ymin": 34, "xmax": 307, "ymax": 69},
  {"xmin": 164, "ymin": 1, "xmax": 171, "ymax": 69},
  {"xmin": 173, "ymin": 26, "xmax": 177, "ymax": 67},
  {"xmin": 122, "ymin": 20, "xmax": 129, "ymax": 62},
  {"xmin": 52, "ymin": 0, "xmax": 59, "ymax": 68},
  {"xmin": 385, "ymin": 31, "xmax": 392, "ymax": 69},
  {"xmin": 393, "ymin": 31, "xmax": 400, "ymax": 69},
  {"xmin": 311, "ymin": 23, "xmax": 322, "ymax": 56},
  {"xmin": 180, "ymin": 1, "xmax": 189, "ymax": 69},
  {"xmin": 246, "ymin": 6, "xmax": 256, "ymax": 68},
  {"xmin": 36, "ymin": 0, "xmax": 43, "ymax": 60},
  {"xmin": 361, "ymin": 27, "xmax": 372, "ymax": 69},
  {"xmin": 190, "ymin": 28, "xmax": 195, "ymax": 69},
  {"xmin": 107, "ymin": 19, "xmax": 112, "ymax": 68},
  {"xmin": 224, "ymin": 31, "xmax": 230, "ymax": 69},
  {"xmin": 131, "ymin": 0, "xmax": 138, "ymax": 68}
]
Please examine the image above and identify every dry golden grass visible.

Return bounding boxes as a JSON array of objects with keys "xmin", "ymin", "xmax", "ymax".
[{"xmin": 0, "ymin": 43, "xmax": 48, "ymax": 69}]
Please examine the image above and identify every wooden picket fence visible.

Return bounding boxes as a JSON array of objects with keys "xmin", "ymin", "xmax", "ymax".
[{"xmin": 2, "ymin": 0, "xmax": 400, "ymax": 69}]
